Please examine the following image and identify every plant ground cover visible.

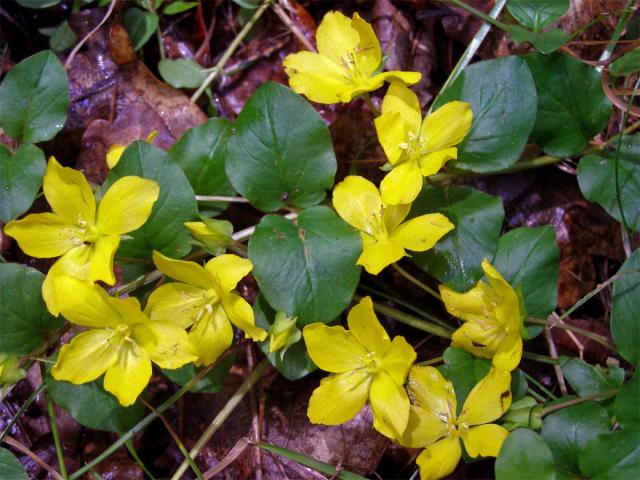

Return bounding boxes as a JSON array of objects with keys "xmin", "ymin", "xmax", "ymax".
[{"xmin": 0, "ymin": 0, "xmax": 639, "ymax": 479}]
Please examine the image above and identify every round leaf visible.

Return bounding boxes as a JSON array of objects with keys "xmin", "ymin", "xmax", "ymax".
[
  {"xmin": 0, "ymin": 143, "xmax": 46, "ymax": 223},
  {"xmin": 507, "ymin": 0, "xmax": 569, "ymax": 31},
  {"xmin": 525, "ymin": 52, "xmax": 612, "ymax": 157},
  {"xmin": 48, "ymin": 21, "xmax": 77, "ymax": 52},
  {"xmin": 103, "ymin": 141, "xmax": 197, "ymax": 259},
  {"xmin": 123, "ymin": 8, "xmax": 158, "ymax": 51},
  {"xmin": 15, "ymin": 0, "xmax": 60, "ymax": 8},
  {"xmin": 541, "ymin": 401, "xmax": 611, "ymax": 474},
  {"xmin": 438, "ymin": 347, "xmax": 490, "ymax": 413},
  {"xmin": 579, "ymin": 428, "xmax": 640, "ymax": 480},
  {"xmin": 46, "ymin": 376, "xmax": 144, "ymax": 433},
  {"xmin": 611, "ymin": 249, "xmax": 640, "ymax": 365},
  {"xmin": 560, "ymin": 357, "xmax": 623, "ymax": 396},
  {"xmin": 410, "ymin": 185, "xmax": 505, "ymax": 291},
  {"xmin": 248, "ymin": 206, "xmax": 361, "ymax": 325},
  {"xmin": 226, "ymin": 82, "xmax": 337, "ymax": 212},
  {"xmin": 610, "ymin": 49, "xmax": 640, "ymax": 77},
  {"xmin": 495, "ymin": 429, "xmax": 560, "ymax": 480},
  {"xmin": 433, "ymin": 56, "xmax": 537, "ymax": 173},
  {"xmin": 0, "ymin": 263, "xmax": 62, "ymax": 355},
  {"xmin": 0, "ymin": 50, "xmax": 69, "ymax": 143},
  {"xmin": 158, "ymin": 59, "xmax": 209, "ymax": 89},
  {"xmin": 577, "ymin": 135, "xmax": 640, "ymax": 232},
  {"xmin": 0, "ymin": 448, "xmax": 28, "ymax": 480},
  {"xmin": 493, "ymin": 226, "xmax": 559, "ymax": 318},
  {"xmin": 615, "ymin": 371, "xmax": 640, "ymax": 429}
]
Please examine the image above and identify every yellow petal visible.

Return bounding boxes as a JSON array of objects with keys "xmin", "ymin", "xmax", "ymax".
[
  {"xmin": 132, "ymin": 321, "xmax": 197, "ymax": 369},
  {"xmin": 303, "ymin": 323, "xmax": 368, "ymax": 373},
  {"xmin": 350, "ymin": 12, "xmax": 382, "ymax": 75},
  {"xmin": 97, "ymin": 176, "xmax": 159, "ymax": 235},
  {"xmin": 381, "ymin": 81, "xmax": 422, "ymax": 133},
  {"xmin": 370, "ymin": 371, "xmax": 410, "ymax": 439},
  {"xmin": 400, "ymin": 405, "xmax": 449, "ymax": 448},
  {"xmin": 451, "ymin": 321, "xmax": 503, "ymax": 360},
  {"xmin": 152, "ymin": 250, "xmax": 212, "ymax": 290},
  {"xmin": 332, "ymin": 176, "xmax": 382, "ymax": 234},
  {"xmin": 439, "ymin": 280, "xmax": 500, "ymax": 325},
  {"xmin": 357, "ymin": 238, "xmax": 405, "ymax": 275},
  {"xmin": 492, "ymin": 332, "xmax": 523, "ymax": 371},
  {"xmin": 51, "ymin": 329, "xmax": 118, "ymax": 384},
  {"xmin": 374, "ymin": 111, "xmax": 408, "ymax": 165},
  {"xmin": 53, "ymin": 275, "xmax": 121, "ymax": 328},
  {"xmin": 391, "ymin": 213, "xmax": 454, "ymax": 252},
  {"xmin": 106, "ymin": 144, "xmax": 126, "ymax": 169},
  {"xmin": 103, "ymin": 342, "xmax": 152, "ymax": 406},
  {"xmin": 372, "ymin": 70, "xmax": 421, "ymax": 87},
  {"xmin": 307, "ymin": 370, "xmax": 372, "ymax": 425},
  {"xmin": 382, "ymin": 203, "xmax": 411, "ymax": 233},
  {"xmin": 459, "ymin": 368, "xmax": 512, "ymax": 426},
  {"xmin": 146, "ymin": 283, "xmax": 208, "ymax": 329},
  {"xmin": 380, "ymin": 160, "xmax": 424, "ymax": 205},
  {"xmin": 110, "ymin": 296, "xmax": 149, "ymax": 326},
  {"xmin": 221, "ymin": 293, "xmax": 267, "ymax": 341},
  {"xmin": 315, "ymin": 11, "xmax": 359, "ymax": 65},
  {"xmin": 416, "ymin": 436, "xmax": 462, "ymax": 480},
  {"xmin": 346, "ymin": 296, "xmax": 391, "ymax": 356},
  {"xmin": 205, "ymin": 254, "xmax": 253, "ymax": 292},
  {"xmin": 381, "ymin": 335, "xmax": 417, "ymax": 385},
  {"xmin": 418, "ymin": 147, "xmax": 458, "ymax": 177},
  {"xmin": 43, "ymin": 157, "xmax": 96, "ymax": 226},
  {"xmin": 461, "ymin": 424, "xmax": 509, "ymax": 458},
  {"xmin": 4, "ymin": 213, "xmax": 80, "ymax": 258},
  {"xmin": 285, "ymin": 60, "xmax": 353, "ymax": 105},
  {"xmin": 89, "ymin": 235, "xmax": 120, "ymax": 285},
  {"xmin": 42, "ymin": 246, "xmax": 93, "ymax": 315},
  {"xmin": 406, "ymin": 366, "xmax": 457, "ymax": 423},
  {"xmin": 421, "ymin": 101, "xmax": 473, "ymax": 153},
  {"xmin": 189, "ymin": 305, "xmax": 234, "ymax": 366},
  {"xmin": 481, "ymin": 259, "xmax": 521, "ymax": 331}
]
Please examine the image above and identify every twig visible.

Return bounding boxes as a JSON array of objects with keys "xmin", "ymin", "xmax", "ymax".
[
  {"xmin": 272, "ymin": 0, "xmax": 315, "ymax": 52},
  {"xmin": 2, "ymin": 436, "xmax": 64, "ymax": 480},
  {"xmin": 544, "ymin": 320, "xmax": 568, "ymax": 396},
  {"xmin": 202, "ymin": 438, "xmax": 251, "ymax": 479},
  {"xmin": 541, "ymin": 389, "xmax": 619, "ymax": 417},
  {"xmin": 196, "ymin": 195, "xmax": 250, "ymax": 203},
  {"xmin": 65, "ymin": 0, "xmax": 118, "ymax": 69},
  {"xmin": 246, "ymin": 346, "xmax": 263, "ymax": 480}
]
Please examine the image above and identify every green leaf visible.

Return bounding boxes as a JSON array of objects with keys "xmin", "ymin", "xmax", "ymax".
[
  {"xmin": 433, "ymin": 56, "xmax": 537, "ymax": 173},
  {"xmin": 103, "ymin": 141, "xmax": 197, "ymax": 259},
  {"xmin": 226, "ymin": 82, "xmax": 337, "ymax": 212},
  {"xmin": 0, "ymin": 50, "xmax": 69, "ymax": 143},
  {"xmin": 438, "ymin": 347, "xmax": 491, "ymax": 413},
  {"xmin": 123, "ymin": 8, "xmax": 159, "ymax": 51},
  {"xmin": 507, "ymin": 0, "xmax": 569, "ymax": 31},
  {"xmin": 509, "ymin": 25, "xmax": 571, "ymax": 54},
  {"xmin": 495, "ymin": 429, "xmax": 568, "ymax": 480},
  {"xmin": 0, "ymin": 263, "xmax": 62, "ymax": 355},
  {"xmin": 541, "ymin": 401, "xmax": 611, "ymax": 474},
  {"xmin": 511, "ymin": 368, "xmax": 529, "ymax": 402},
  {"xmin": 248, "ymin": 206, "xmax": 361, "ymax": 325},
  {"xmin": 168, "ymin": 118, "xmax": 234, "ymax": 201},
  {"xmin": 46, "ymin": 376, "xmax": 144, "ymax": 433},
  {"xmin": 611, "ymin": 249, "xmax": 640, "ymax": 365},
  {"xmin": 410, "ymin": 185, "xmax": 505, "ymax": 291},
  {"xmin": 254, "ymin": 294, "xmax": 316, "ymax": 380},
  {"xmin": 560, "ymin": 357, "xmax": 623, "ymax": 396},
  {"xmin": 610, "ymin": 49, "xmax": 640, "ymax": 76},
  {"xmin": 162, "ymin": 353, "xmax": 235, "ymax": 393},
  {"xmin": 615, "ymin": 370, "xmax": 640, "ymax": 429},
  {"xmin": 163, "ymin": 0, "xmax": 198, "ymax": 14},
  {"xmin": 525, "ymin": 52, "xmax": 612, "ymax": 157},
  {"xmin": 15, "ymin": 0, "xmax": 60, "ymax": 8},
  {"xmin": 49, "ymin": 21, "xmax": 78, "ymax": 52},
  {"xmin": 0, "ymin": 143, "xmax": 46, "ymax": 223},
  {"xmin": 579, "ymin": 427, "xmax": 640, "ymax": 479},
  {"xmin": 158, "ymin": 58, "xmax": 209, "ymax": 89},
  {"xmin": 0, "ymin": 448, "xmax": 28, "ymax": 480},
  {"xmin": 493, "ymin": 226, "xmax": 559, "ymax": 318},
  {"xmin": 577, "ymin": 135, "xmax": 640, "ymax": 232}
]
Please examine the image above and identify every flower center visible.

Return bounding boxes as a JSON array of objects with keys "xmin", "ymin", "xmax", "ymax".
[
  {"xmin": 399, "ymin": 130, "xmax": 425, "ymax": 158},
  {"xmin": 340, "ymin": 51, "xmax": 366, "ymax": 81}
]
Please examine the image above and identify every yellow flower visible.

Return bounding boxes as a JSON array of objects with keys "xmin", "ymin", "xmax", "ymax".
[
  {"xmin": 106, "ymin": 131, "xmax": 158, "ymax": 169},
  {"xmin": 375, "ymin": 81, "xmax": 473, "ymax": 205},
  {"xmin": 268, "ymin": 312, "xmax": 301, "ymax": 354},
  {"xmin": 400, "ymin": 366, "xmax": 511, "ymax": 480},
  {"xmin": 145, "ymin": 251, "xmax": 267, "ymax": 366},
  {"xmin": 283, "ymin": 11, "xmax": 421, "ymax": 104},
  {"xmin": 3, "ymin": 157, "xmax": 159, "ymax": 315},
  {"xmin": 332, "ymin": 175, "xmax": 454, "ymax": 275},
  {"xmin": 440, "ymin": 259, "xmax": 524, "ymax": 371},
  {"xmin": 51, "ymin": 276, "xmax": 197, "ymax": 406},
  {"xmin": 302, "ymin": 296, "xmax": 416, "ymax": 439}
]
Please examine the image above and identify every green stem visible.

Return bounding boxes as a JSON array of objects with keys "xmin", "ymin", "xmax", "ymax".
[
  {"xmin": 392, "ymin": 263, "xmax": 442, "ymax": 301},
  {"xmin": 45, "ymin": 377, "xmax": 68, "ymax": 479},
  {"xmin": 363, "ymin": 93, "xmax": 381, "ymax": 117},
  {"xmin": 527, "ymin": 388, "xmax": 547, "ymax": 403},
  {"xmin": 430, "ymin": 155, "xmax": 561, "ymax": 183},
  {"xmin": 170, "ymin": 359, "xmax": 269, "ymax": 480},
  {"xmin": 597, "ymin": 0, "xmax": 636, "ymax": 70},
  {"xmin": 195, "ymin": 195, "xmax": 249, "ymax": 203},
  {"xmin": 444, "ymin": 0, "xmax": 511, "ymax": 31},
  {"xmin": 526, "ymin": 318, "xmax": 616, "ymax": 352},
  {"xmin": 522, "ymin": 371, "xmax": 557, "ymax": 400},
  {"xmin": 0, "ymin": 384, "xmax": 45, "ymax": 442},
  {"xmin": 191, "ymin": 0, "xmax": 271, "ymax": 103},
  {"xmin": 416, "ymin": 356, "xmax": 444, "ymax": 366},
  {"xmin": 125, "ymin": 440, "xmax": 156, "ymax": 480},
  {"xmin": 68, "ymin": 364, "xmax": 216, "ymax": 480},
  {"xmin": 541, "ymin": 389, "xmax": 619, "ymax": 417},
  {"xmin": 522, "ymin": 352, "xmax": 559, "ymax": 365}
]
